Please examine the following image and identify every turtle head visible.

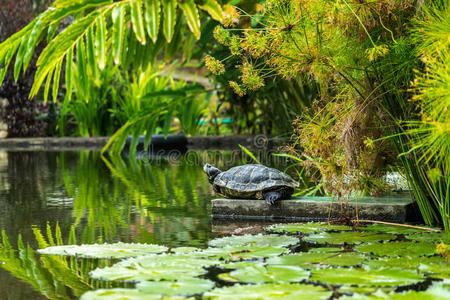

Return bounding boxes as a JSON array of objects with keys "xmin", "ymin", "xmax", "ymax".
[{"xmin": 203, "ymin": 163, "xmax": 222, "ymax": 184}]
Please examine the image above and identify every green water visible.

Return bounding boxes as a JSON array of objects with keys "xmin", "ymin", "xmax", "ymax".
[
  {"xmin": 0, "ymin": 151, "xmax": 448, "ymax": 299},
  {"xmin": 0, "ymin": 151, "xmax": 219, "ymax": 299}
]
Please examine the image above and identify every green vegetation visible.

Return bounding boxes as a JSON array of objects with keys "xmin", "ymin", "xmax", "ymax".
[
  {"xmin": 0, "ymin": 0, "xmax": 448, "ymax": 229},
  {"xmin": 2, "ymin": 222, "xmax": 449, "ymax": 299}
]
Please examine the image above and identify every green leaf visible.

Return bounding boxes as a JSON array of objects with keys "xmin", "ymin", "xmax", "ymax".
[
  {"xmin": 31, "ymin": 9, "xmax": 103, "ymax": 99},
  {"xmin": 363, "ymin": 256, "xmax": 445, "ymax": 270},
  {"xmin": 219, "ymin": 264, "xmax": 310, "ymax": 283},
  {"xmin": 52, "ymin": 60, "xmax": 63, "ymax": 102},
  {"xmin": 90, "ymin": 253, "xmax": 216, "ymax": 281},
  {"xmin": 305, "ymin": 231, "xmax": 396, "ymax": 245},
  {"xmin": 144, "ymin": 0, "xmax": 160, "ymax": 43},
  {"xmin": 196, "ymin": 246, "xmax": 289, "ymax": 261},
  {"xmin": 65, "ymin": 47, "xmax": 74, "ymax": 101},
  {"xmin": 162, "ymin": 0, "xmax": 177, "ymax": 42},
  {"xmin": 38, "ymin": 242, "xmax": 168, "ymax": 259},
  {"xmin": 238, "ymin": 144, "xmax": 261, "ymax": 164},
  {"xmin": 355, "ymin": 241, "xmax": 437, "ymax": 256},
  {"xmin": 359, "ymin": 224, "xmax": 438, "ymax": 234},
  {"xmin": 13, "ymin": 36, "xmax": 28, "ymax": 82},
  {"xmin": 112, "ymin": 5, "xmax": 126, "ymax": 65},
  {"xmin": 131, "ymin": 0, "xmax": 146, "ymax": 44},
  {"xmin": 137, "ymin": 278, "xmax": 215, "ymax": 295},
  {"xmin": 95, "ymin": 16, "xmax": 107, "ymax": 69},
  {"xmin": 198, "ymin": 0, "xmax": 223, "ymax": 22},
  {"xmin": 208, "ymin": 234, "xmax": 299, "ymax": 248},
  {"xmin": 80, "ymin": 289, "xmax": 161, "ymax": 300},
  {"xmin": 406, "ymin": 232, "xmax": 450, "ymax": 244},
  {"xmin": 266, "ymin": 222, "xmax": 353, "ymax": 234},
  {"xmin": 310, "ymin": 267, "xmax": 424, "ymax": 286},
  {"xmin": 179, "ymin": 0, "xmax": 201, "ymax": 39},
  {"xmin": 267, "ymin": 252, "xmax": 367, "ymax": 267},
  {"xmin": 204, "ymin": 283, "xmax": 332, "ymax": 300}
]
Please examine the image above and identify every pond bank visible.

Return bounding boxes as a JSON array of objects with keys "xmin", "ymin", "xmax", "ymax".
[{"xmin": 0, "ymin": 135, "xmax": 284, "ymax": 151}]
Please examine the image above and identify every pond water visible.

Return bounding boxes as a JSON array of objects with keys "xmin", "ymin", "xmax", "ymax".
[
  {"xmin": 0, "ymin": 151, "xmax": 221, "ymax": 299},
  {"xmin": 0, "ymin": 151, "xmax": 448, "ymax": 299}
]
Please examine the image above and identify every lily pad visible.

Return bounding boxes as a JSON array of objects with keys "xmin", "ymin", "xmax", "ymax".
[
  {"xmin": 171, "ymin": 247, "xmax": 201, "ymax": 254},
  {"xmin": 89, "ymin": 254, "xmax": 216, "ymax": 282},
  {"xmin": 419, "ymin": 260, "xmax": 450, "ymax": 278},
  {"xmin": 38, "ymin": 242, "xmax": 168, "ymax": 259},
  {"xmin": 195, "ymin": 246, "xmax": 289, "ymax": 261},
  {"xmin": 338, "ymin": 286, "xmax": 395, "ymax": 295},
  {"xmin": 80, "ymin": 289, "xmax": 161, "ymax": 300},
  {"xmin": 339, "ymin": 284, "xmax": 450, "ymax": 299},
  {"xmin": 208, "ymin": 234, "xmax": 299, "ymax": 248},
  {"xmin": 217, "ymin": 260, "xmax": 260, "ymax": 269},
  {"xmin": 219, "ymin": 264, "xmax": 310, "ymax": 283},
  {"xmin": 304, "ymin": 231, "xmax": 395, "ymax": 245},
  {"xmin": 137, "ymin": 278, "xmax": 215, "ymax": 295},
  {"xmin": 266, "ymin": 222, "xmax": 352, "ymax": 234},
  {"xmin": 267, "ymin": 252, "xmax": 366, "ymax": 267},
  {"xmin": 203, "ymin": 283, "xmax": 332, "ymax": 300},
  {"xmin": 358, "ymin": 224, "xmax": 432, "ymax": 234},
  {"xmin": 310, "ymin": 267, "xmax": 424, "ymax": 286},
  {"xmin": 363, "ymin": 256, "xmax": 444, "ymax": 270},
  {"xmin": 406, "ymin": 232, "xmax": 450, "ymax": 244},
  {"xmin": 355, "ymin": 241, "xmax": 436, "ymax": 256},
  {"xmin": 309, "ymin": 247, "xmax": 343, "ymax": 253}
]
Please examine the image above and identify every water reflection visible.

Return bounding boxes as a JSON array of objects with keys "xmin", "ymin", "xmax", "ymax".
[{"xmin": 0, "ymin": 150, "xmax": 224, "ymax": 299}]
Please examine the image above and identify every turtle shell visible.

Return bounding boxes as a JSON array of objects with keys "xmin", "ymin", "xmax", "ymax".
[{"xmin": 214, "ymin": 164, "xmax": 299, "ymax": 193}]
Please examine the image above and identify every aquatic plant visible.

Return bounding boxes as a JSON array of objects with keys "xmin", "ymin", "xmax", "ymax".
[
  {"xmin": 219, "ymin": 264, "xmax": 310, "ymax": 283},
  {"xmin": 266, "ymin": 222, "xmax": 353, "ymax": 234}
]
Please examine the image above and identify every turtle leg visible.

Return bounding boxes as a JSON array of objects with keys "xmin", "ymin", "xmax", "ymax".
[{"xmin": 263, "ymin": 191, "xmax": 281, "ymax": 205}]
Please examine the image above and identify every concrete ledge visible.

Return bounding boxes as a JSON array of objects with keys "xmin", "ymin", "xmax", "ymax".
[
  {"xmin": 0, "ymin": 135, "xmax": 284, "ymax": 151},
  {"xmin": 211, "ymin": 195, "xmax": 419, "ymax": 223}
]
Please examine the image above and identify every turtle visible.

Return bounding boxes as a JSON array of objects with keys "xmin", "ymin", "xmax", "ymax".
[{"xmin": 203, "ymin": 163, "xmax": 299, "ymax": 205}]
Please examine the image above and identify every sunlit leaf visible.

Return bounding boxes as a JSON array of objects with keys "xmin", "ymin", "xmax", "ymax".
[
  {"xmin": 162, "ymin": 0, "xmax": 177, "ymax": 42},
  {"xmin": 179, "ymin": 0, "xmax": 201, "ymax": 39},
  {"xmin": 137, "ymin": 278, "xmax": 215, "ymax": 295},
  {"xmin": 266, "ymin": 222, "xmax": 353, "ymax": 234},
  {"xmin": 198, "ymin": 0, "xmax": 223, "ymax": 22},
  {"xmin": 208, "ymin": 234, "xmax": 299, "ymax": 248},
  {"xmin": 90, "ymin": 253, "xmax": 216, "ymax": 282},
  {"xmin": 219, "ymin": 264, "xmax": 310, "ymax": 283},
  {"xmin": 304, "ymin": 231, "xmax": 395, "ymax": 245},
  {"xmin": 80, "ymin": 289, "xmax": 161, "ymax": 300},
  {"xmin": 406, "ymin": 232, "xmax": 450, "ymax": 244},
  {"xmin": 204, "ymin": 283, "xmax": 332, "ymax": 300},
  {"xmin": 311, "ymin": 267, "xmax": 424, "ymax": 286},
  {"xmin": 359, "ymin": 224, "xmax": 437, "ymax": 235},
  {"xmin": 38, "ymin": 242, "xmax": 168, "ymax": 258},
  {"xmin": 267, "ymin": 252, "xmax": 367, "ymax": 267},
  {"xmin": 355, "ymin": 241, "xmax": 436, "ymax": 256},
  {"xmin": 196, "ymin": 246, "xmax": 289, "ymax": 261}
]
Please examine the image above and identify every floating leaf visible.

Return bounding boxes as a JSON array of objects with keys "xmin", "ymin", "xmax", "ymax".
[
  {"xmin": 267, "ymin": 252, "xmax": 366, "ymax": 267},
  {"xmin": 80, "ymin": 289, "xmax": 160, "ymax": 300},
  {"xmin": 304, "ymin": 232, "xmax": 395, "ymax": 245},
  {"xmin": 204, "ymin": 283, "xmax": 332, "ymax": 300},
  {"xmin": 266, "ymin": 222, "xmax": 352, "ymax": 234},
  {"xmin": 311, "ymin": 267, "xmax": 424, "ymax": 286},
  {"xmin": 38, "ymin": 242, "xmax": 168, "ymax": 259},
  {"xmin": 137, "ymin": 278, "xmax": 215, "ymax": 295},
  {"xmin": 196, "ymin": 246, "xmax": 289, "ymax": 261},
  {"xmin": 358, "ymin": 224, "xmax": 434, "ymax": 234},
  {"xmin": 406, "ymin": 232, "xmax": 450, "ymax": 244},
  {"xmin": 208, "ymin": 234, "xmax": 299, "ymax": 248},
  {"xmin": 218, "ymin": 260, "xmax": 260, "ymax": 269},
  {"xmin": 338, "ymin": 286, "xmax": 395, "ymax": 295},
  {"xmin": 90, "ymin": 254, "xmax": 216, "ymax": 282},
  {"xmin": 171, "ymin": 247, "xmax": 200, "ymax": 254},
  {"xmin": 363, "ymin": 256, "xmax": 444, "ymax": 270},
  {"xmin": 339, "ymin": 284, "xmax": 450, "ymax": 299},
  {"xmin": 355, "ymin": 241, "xmax": 436, "ymax": 256},
  {"xmin": 309, "ymin": 247, "xmax": 343, "ymax": 253},
  {"xmin": 419, "ymin": 260, "xmax": 450, "ymax": 278},
  {"xmin": 219, "ymin": 264, "xmax": 309, "ymax": 283}
]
